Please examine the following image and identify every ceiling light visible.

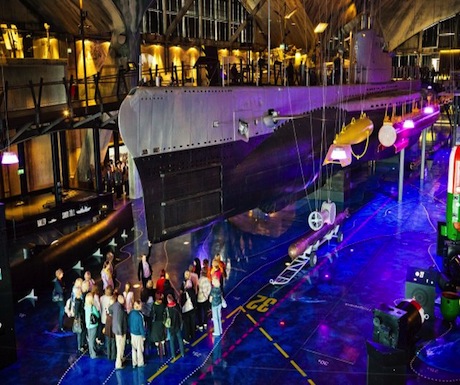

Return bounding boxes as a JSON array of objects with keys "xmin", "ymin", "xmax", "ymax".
[
  {"xmin": 314, "ymin": 23, "xmax": 328, "ymax": 34},
  {"xmin": 285, "ymin": 9, "xmax": 297, "ymax": 19},
  {"xmin": 2, "ymin": 151, "xmax": 19, "ymax": 165}
]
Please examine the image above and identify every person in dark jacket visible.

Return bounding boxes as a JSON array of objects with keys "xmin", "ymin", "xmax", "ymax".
[
  {"xmin": 162, "ymin": 275, "xmax": 176, "ymax": 305},
  {"xmin": 180, "ymin": 279, "xmax": 197, "ymax": 343},
  {"xmin": 128, "ymin": 300, "xmax": 146, "ymax": 367},
  {"xmin": 110, "ymin": 295, "xmax": 128, "ymax": 369},
  {"xmin": 137, "ymin": 241, "xmax": 153, "ymax": 288},
  {"xmin": 150, "ymin": 292, "xmax": 166, "ymax": 358},
  {"xmin": 104, "ymin": 295, "xmax": 116, "ymax": 360},
  {"xmin": 164, "ymin": 294, "xmax": 184, "ymax": 358},
  {"xmin": 53, "ymin": 268, "xmax": 66, "ymax": 332}
]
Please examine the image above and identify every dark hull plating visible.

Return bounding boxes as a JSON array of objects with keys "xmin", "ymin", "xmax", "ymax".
[{"xmin": 135, "ymin": 107, "xmax": 403, "ymax": 243}]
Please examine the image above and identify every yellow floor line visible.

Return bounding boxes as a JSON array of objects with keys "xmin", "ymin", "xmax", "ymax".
[
  {"xmin": 258, "ymin": 327, "xmax": 273, "ymax": 341},
  {"xmin": 246, "ymin": 313, "xmax": 257, "ymax": 325},
  {"xmin": 226, "ymin": 305, "xmax": 245, "ymax": 318},
  {"xmin": 290, "ymin": 359, "xmax": 308, "ymax": 377},
  {"xmin": 147, "ymin": 364, "xmax": 168, "ymax": 382},
  {"xmin": 191, "ymin": 332, "xmax": 208, "ymax": 346},
  {"xmin": 273, "ymin": 342, "xmax": 289, "ymax": 358}
]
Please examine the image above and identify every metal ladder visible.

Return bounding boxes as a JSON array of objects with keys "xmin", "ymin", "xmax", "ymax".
[{"xmin": 269, "ymin": 252, "xmax": 312, "ymax": 285}]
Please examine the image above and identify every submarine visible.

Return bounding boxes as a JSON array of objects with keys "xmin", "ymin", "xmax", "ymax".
[{"xmin": 118, "ymin": 29, "xmax": 438, "ymax": 244}]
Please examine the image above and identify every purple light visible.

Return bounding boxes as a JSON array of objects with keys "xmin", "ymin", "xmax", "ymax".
[
  {"xmin": 423, "ymin": 106, "xmax": 434, "ymax": 114},
  {"xmin": 402, "ymin": 119, "xmax": 415, "ymax": 129}
]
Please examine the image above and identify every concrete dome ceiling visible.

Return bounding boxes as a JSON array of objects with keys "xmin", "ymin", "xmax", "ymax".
[{"xmin": 2, "ymin": 0, "xmax": 459, "ymax": 53}]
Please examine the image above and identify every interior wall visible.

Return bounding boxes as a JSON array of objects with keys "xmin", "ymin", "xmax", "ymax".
[{"xmin": 25, "ymin": 135, "xmax": 53, "ymax": 191}]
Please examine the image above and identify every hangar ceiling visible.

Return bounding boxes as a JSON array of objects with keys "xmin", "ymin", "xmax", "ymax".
[{"xmin": 1, "ymin": 0, "xmax": 459, "ymax": 55}]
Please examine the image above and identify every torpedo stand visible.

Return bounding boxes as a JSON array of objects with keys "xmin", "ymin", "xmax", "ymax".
[{"xmin": 270, "ymin": 202, "xmax": 348, "ymax": 286}]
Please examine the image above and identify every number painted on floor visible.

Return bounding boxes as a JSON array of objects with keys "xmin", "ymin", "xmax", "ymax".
[{"xmin": 246, "ymin": 295, "xmax": 277, "ymax": 312}]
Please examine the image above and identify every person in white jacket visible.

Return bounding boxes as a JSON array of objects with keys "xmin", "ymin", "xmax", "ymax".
[{"xmin": 196, "ymin": 268, "xmax": 211, "ymax": 331}]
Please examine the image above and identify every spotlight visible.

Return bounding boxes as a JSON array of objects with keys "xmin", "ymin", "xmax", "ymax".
[
  {"xmin": 423, "ymin": 106, "xmax": 434, "ymax": 114},
  {"xmin": 402, "ymin": 119, "xmax": 415, "ymax": 129},
  {"xmin": 323, "ymin": 145, "xmax": 352, "ymax": 167}
]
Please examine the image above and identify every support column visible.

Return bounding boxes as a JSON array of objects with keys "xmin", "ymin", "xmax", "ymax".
[
  {"xmin": 59, "ymin": 131, "xmax": 70, "ymax": 189},
  {"xmin": 398, "ymin": 148, "xmax": 405, "ymax": 202},
  {"xmin": 17, "ymin": 142, "xmax": 28, "ymax": 197},
  {"xmin": 0, "ymin": 203, "xmax": 17, "ymax": 369},
  {"xmin": 420, "ymin": 127, "xmax": 427, "ymax": 181},
  {"xmin": 50, "ymin": 132, "xmax": 62, "ymax": 204},
  {"xmin": 92, "ymin": 128, "xmax": 103, "ymax": 194},
  {"xmin": 113, "ymin": 131, "xmax": 120, "ymax": 163}
]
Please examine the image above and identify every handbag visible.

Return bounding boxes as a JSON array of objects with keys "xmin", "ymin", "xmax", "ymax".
[
  {"xmin": 52, "ymin": 289, "xmax": 62, "ymax": 302},
  {"xmin": 163, "ymin": 308, "xmax": 171, "ymax": 328},
  {"xmin": 90, "ymin": 307, "xmax": 99, "ymax": 325},
  {"xmin": 72, "ymin": 318, "xmax": 82, "ymax": 333},
  {"xmin": 181, "ymin": 291, "xmax": 194, "ymax": 313},
  {"xmin": 221, "ymin": 296, "xmax": 227, "ymax": 309}
]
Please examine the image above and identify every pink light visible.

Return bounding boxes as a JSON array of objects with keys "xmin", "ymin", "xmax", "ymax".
[
  {"xmin": 423, "ymin": 106, "xmax": 434, "ymax": 114},
  {"xmin": 279, "ymin": 320, "xmax": 285, "ymax": 326},
  {"xmin": 1, "ymin": 151, "xmax": 19, "ymax": 165},
  {"xmin": 402, "ymin": 119, "xmax": 415, "ymax": 129}
]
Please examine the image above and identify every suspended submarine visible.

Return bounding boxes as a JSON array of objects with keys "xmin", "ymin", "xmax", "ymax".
[{"xmin": 118, "ymin": 28, "xmax": 440, "ymax": 244}]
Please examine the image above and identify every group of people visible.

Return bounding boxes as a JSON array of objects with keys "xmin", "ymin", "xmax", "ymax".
[
  {"xmin": 102, "ymin": 158, "xmax": 129, "ymax": 199},
  {"xmin": 52, "ymin": 247, "xmax": 229, "ymax": 370}
]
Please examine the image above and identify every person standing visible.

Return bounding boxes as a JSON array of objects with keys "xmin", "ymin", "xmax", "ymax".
[
  {"xmin": 111, "ymin": 295, "xmax": 128, "ymax": 370},
  {"xmin": 122, "ymin": 160, "xmax": 129, "ymax": 197},
  {"xmin": 113, "ymin": 160, "xmax": 123, "ymax": 199},
  {"xmin": 72, "ymin": 287, "xmax": 85, "ymax": 353},
  {"xmin": 286, "ymin": 60, "xmax": 295, "ymax": 85},
  {"xmin": 181, "ymin": 279, "xmax": 197, "ymax": 343},
  {"xmin": 128, "ymin": 300, "xmax": 146, "ymax": 368},
  {"xmin": 164, "ymin": 294, "xmax": 185, "ymax": 358},
  {"xmin": 193, "ymin": 258, "xmax": 202, "ymax": 278},
  {"xmin": 150, "ymin": 292, "xmax": 166, "ymax": 358},
  {"xmin": 104, "ymin": 295, "xmax": 117, "ymax": 360},
  {"xmin": 333, "ymin": 52, "xmax": 342, "ymax": 85},
  {"xmin": 137, "ymin": 241, "xmax": 153, "ymax": 288},
  {"xmin": 84, "ymin": 271, "xmax": 95, "ymax": 291},
  {"xmin": 52, "ymin": 268, "xmax": 66, "ymax": 332},
  {"xmin": 101, "ymin": 260, "xmax": 114, "ymax": 291},
  {"xmin": 155, "ymin": 269, "xmax": 166, "ymax": 295},
  {"xmin": 105, "ymin": 250, "xmax": 117, "ymax": 290},
  {"xmin": 100, "ymin": 286, "xmax": 113, "ymax": 346},
  {"xmin": 188, "ymin": 265, "xmax": 199, "ymax": 295},
  {"xmin": 197, "ymin": 268, "xmax": 211, "ymax": 331},
  {"xmin": 140, "ymin": 280, "xmax": 155, "ymax": 353},
  {"xmin": 209, "ymin": 278, "xmax": 224, "ymax": 336},
  {"xmin": 84, "ymin": 292, "xmax": 100, "ymax": 359},
  {"xmin": 123, "ymin": 282, "xmax": 134, "ymax": 314}
]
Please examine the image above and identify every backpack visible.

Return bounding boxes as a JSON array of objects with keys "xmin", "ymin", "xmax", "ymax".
[{"xmin": 163, "ymin": 307, "xmax": 171, "ymax": 328}]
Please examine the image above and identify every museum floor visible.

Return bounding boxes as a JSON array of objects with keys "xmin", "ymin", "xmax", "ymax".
[{"xmin": 1, "ymin": 123, "xmax": 459, "ymax": 385}]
